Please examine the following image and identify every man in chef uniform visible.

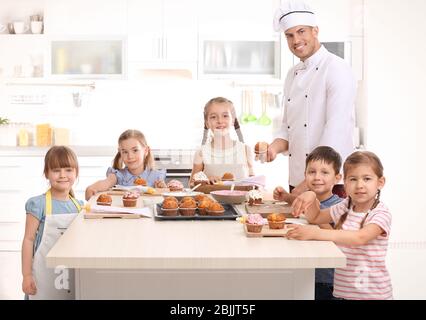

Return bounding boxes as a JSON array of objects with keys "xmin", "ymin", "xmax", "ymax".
[{"xmin": 260, "ymin": 1, "xmax": 356, "ymax": 197}]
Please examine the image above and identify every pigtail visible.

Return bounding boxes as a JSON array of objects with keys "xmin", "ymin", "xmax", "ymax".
[
  {"xmin": 335, "ymin": 196, "xmax": 351, "ymax": 230},
  {"xmin": 234, "ymin": 118, "xmax": 244, "ymax": 143},
  {"xmin": 144, "ymin": 147, "xmax": 155, "ymax": 170},
  {"xmin": 112, "ymin": 151, "xmax": 122, "ymax": 170},
  {"xmin": 359, "ymin": 189, "xmax": 381, "ymax": 228},
  {"xmin": 201, "ymin": 122, "xmax": 209, "ymax": 145}
]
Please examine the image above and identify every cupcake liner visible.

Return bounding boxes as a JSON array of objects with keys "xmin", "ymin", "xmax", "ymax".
[
  {"xmin": 206, "ymin": 209, "xmax": 225, "ymax": 216},
  {"xmin": 179, "ymin": 207, "xmax": 196, "ymax": 216},
  {"xmin": 268, "ymin": 221, "xmax": 285, "ymax": 229},
  {"xmin": 246, "ymin": 223, "xmax": 263, "ymax": 233},
  {"xmin": 161, "ymin": 207, "xmax": 179, "ymax": 216}
]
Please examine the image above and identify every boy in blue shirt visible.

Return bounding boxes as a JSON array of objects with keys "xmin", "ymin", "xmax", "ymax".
[{"xmin": 273, "ymin": 146, "xmax": 343, "ymax": 300}]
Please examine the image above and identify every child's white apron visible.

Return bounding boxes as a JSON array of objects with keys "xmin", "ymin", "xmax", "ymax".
[{"xmin": 29, "ymin": 190, "xmax": 81, "ymax": 300}]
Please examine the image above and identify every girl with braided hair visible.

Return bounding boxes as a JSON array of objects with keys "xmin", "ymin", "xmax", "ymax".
[
  {"xmin": 288, "ymin": 151, "xmax": 393, "ymax": 300},
  {"xmin": 190, "ymin": 97, "xmax": 254, "ymax": 186}
]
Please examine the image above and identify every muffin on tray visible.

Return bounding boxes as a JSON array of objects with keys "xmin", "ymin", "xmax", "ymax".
[
  {"xmin": 134, "ymin": 177, "xmax": 147, "ymax": 186},
  {"xmin": 122, "ymin": 191, "xmax": 139, "ymax": 207},
  {"xmin": 97, "ymin": 194, "xmax": 112, "ymax": 206},
  {"xmin": 267, "ymin": 213, "xmax": 286, "ymax": 229}
]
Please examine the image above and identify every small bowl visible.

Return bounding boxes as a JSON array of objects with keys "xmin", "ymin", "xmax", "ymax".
[
  {"xmin": 160, "ymin": 207, "xmax": 179, "ymax": 216},
  {"xmin": 210, "ymin": 190, "xmax": 247, "ymax": 204}
]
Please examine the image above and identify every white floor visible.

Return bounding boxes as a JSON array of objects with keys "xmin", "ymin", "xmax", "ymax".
[{"xmin": 1, "ymin": 247, "xmax": 425, "ymax": 300}]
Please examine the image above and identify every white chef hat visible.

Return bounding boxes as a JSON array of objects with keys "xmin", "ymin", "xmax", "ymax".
[{"xmin": 273, "ymin": 1, "xmax": 317, "ymax": 32}]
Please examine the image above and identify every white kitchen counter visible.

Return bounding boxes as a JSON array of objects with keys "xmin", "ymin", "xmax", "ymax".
[{"xmin": 45, "ymin": 195, "xmax": 346, "ymax": 300}]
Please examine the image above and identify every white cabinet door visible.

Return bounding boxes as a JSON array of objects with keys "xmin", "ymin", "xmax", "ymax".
[
  {"xmin": 162, "ymin": 0, "xmax": 198, "ymax": 62},
  {"xmin": 198, "ymin": 0, "xmax": 280, "ymax": 38},
  {"xmin": 127, "ymin": 0, "xmax": 198, "ymax": 63},
  {"xmin": 45, "ymin": 0, "xmax": 127, "ymax": 35}
]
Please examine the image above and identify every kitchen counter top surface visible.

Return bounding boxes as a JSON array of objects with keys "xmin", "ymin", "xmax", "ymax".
[{"xmin": 46, "ymin": 195, "xmax": 346, "ymax": 270}]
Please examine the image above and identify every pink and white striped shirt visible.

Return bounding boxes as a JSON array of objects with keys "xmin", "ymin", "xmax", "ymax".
[{"xmin": 330, "ymin": 199, "xmax": 393, "ymax": 300}]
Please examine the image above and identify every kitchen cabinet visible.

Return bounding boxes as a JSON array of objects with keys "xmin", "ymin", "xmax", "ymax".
[
  {"xmin": 0, "ymin": 156, "xmax": 44, "ymax": 251},
  {"xmin": 198, "ymin": 0, "xmax": 280, "ymax": 39},
  {"xmin": 127, "ymin": 0, "xmax": 198, "ymax": 67},
  {"xmin": 49, "ymin": 37, "xmax": 126, "ymax": 79},
  {"xmin": 0, "ymin": 153, "xmax": 110, "ymax": 251},
  {"xmin": 44, "ymin": 0, "xmax": 127, "ymax": 35}
]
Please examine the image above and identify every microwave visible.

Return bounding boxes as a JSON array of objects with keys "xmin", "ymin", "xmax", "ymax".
[{"xmin": 199, "ymin": 39, "xmax": 282, "ymax": 79}]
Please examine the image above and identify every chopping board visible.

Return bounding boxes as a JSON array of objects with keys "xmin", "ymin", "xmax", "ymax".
[
  {"xmin": 197, "ymin": 184, "xmax": 257, "ymax": 194},
  {"xmin": 244, "ymin": 224, "xmax": 294, "ymax": 238},
  {"xmin": 84, "ymin": 212, "xmax": 141, "ymax": 219},
  {"xmin": 245, "ymin": 201, "xmax": 293, "ymax": 218}
]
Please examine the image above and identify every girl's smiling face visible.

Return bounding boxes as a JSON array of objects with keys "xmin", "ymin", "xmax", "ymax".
[
  {"xmin": 206, "ymin": 102, "xmax": 233, "ymax": 135},
  {"xmin": 47, "ymin": 167, "xmax": 77, "ymax": 193},
  {"xmin": 119, "ymin": 138, "xmax": 148, "ymax": 172},
  {"xmin": 344, "ymin": 164, "xmax": 385, "ymax": 212}
]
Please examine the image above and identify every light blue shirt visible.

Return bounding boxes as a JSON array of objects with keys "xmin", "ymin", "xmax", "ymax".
[
  {"xmin": 320, "ymin": 194, "xmax": 342, "ymax": 210},
  {"xmin": 106, "ymin": 167, "xmax": 166, "ymax": 187},
  {"xmin": 25, "ymin": 194, "xmax": 84, "ymax": 253}
]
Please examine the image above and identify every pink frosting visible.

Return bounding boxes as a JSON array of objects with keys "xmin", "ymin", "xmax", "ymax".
[
  {"xmin": 123, "ymin": 191, "xmax": 139, "ymax": 199},
  {"xmin": 247, "ymin": 213, "xmax": 264, "ymax": 225},
  {"xmin": 167, "ymin": 179, "xmax": 184, "ymax": 189}
]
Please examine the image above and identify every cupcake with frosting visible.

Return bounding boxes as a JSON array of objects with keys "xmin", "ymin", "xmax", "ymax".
[
  {"xmin": 122, "ymin": 191, "xmax": 139, "ymax": 207},
  {"xmin": 247, "ymin": 189, "xmax": 263, "ymax": 206},
  {"xmin": 193, "ymin": 171, "xmax": 209, "ymax": 186},
  {"xmin": 246, "ymin": 213, "xmax": 265, "ymax": 233},
  {"xmin": 167, "ymin": 179, "xmax": 184, "ymax": 192}
]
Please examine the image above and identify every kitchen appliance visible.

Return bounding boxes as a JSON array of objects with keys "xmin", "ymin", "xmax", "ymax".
[{"xmin": 152, "ymin": 149, "xmax": 195, "ymax": 187}]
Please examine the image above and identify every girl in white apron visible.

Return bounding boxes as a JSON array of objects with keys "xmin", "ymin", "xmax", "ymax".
[
  {"xmin": 21, "ymin": 146, "xmax": 83, "ymax": 300},
  {"xmin": 190, "ymin": 97, "xmax": 254, "ymax": 186}
]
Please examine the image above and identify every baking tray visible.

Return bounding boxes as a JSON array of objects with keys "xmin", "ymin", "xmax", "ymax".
[{"xmin": 154, "ymin": 203, "xmax": 240, "ymax": 221}]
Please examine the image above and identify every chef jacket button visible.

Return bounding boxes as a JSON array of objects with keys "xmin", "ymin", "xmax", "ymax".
[
  {"xmin": 296, "ymin": 72, "xmax": 298, "ymax": 75},
  {"xmin": 288, "ymin": 126, "xmax": 290, "ymax": 129},
  {"xmin": 288, "ymin": 98, "xmax": 291, "ymax": 102},
  {"xmin": 304, "ymin": 124, "xmax": 307, "ymax": 127},
  {"xmin": 306, "ymin": 154, "xmax": 309, "ymax": 157},
  {"xmin": 289, "ymin": 154, "xmax": 292, "ymax": 157},
  {"xmin": 316, "ymin": 67, "xmax": 319, "ymax": 71},
  {"xmin": 305, "ymin": 94, "xmax": 308, "ymax": 98}
]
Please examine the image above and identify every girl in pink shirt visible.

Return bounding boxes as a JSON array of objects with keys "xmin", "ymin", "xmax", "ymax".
[{"xmin": 288, "ymin": 151, "xmax": 393, "ymax": 300}]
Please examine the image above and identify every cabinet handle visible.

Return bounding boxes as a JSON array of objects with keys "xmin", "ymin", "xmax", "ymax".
[
  {"xmin": 164, "ymin": 38, "xmax": 167, "ymax": 60},
  {"xmin": 158, "ymin": 37, "xmax": 162, "ymax": 59}
]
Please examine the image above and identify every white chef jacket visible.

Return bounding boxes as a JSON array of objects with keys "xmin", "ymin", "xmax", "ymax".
[{"xmin": 276, "ymin": 45, "xmax": 356, "ymax": 186}]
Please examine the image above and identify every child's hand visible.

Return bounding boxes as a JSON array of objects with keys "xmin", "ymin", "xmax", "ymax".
[
  {"xmin": 22, "ymin": 274, "xmax": 37, "ymax": 295},
  {"xmin": 285, "ymin": 224, "xmax": 319, "ymax": 241},
  {"xmin": 154, "ymin": 180, "xmax": 167, "ymax": 188},
  {"xmin": 208, "ymin": 176, "xmax": 221, "ymax": 184},
  {"xmin": 85, "ymin": 187, "xmax": 97, "ymax": 201},
  {"xmin": 273, "ymin": 186, "xmax": 289, "ymax": 201},
  {"xmin": 291, "ymin": 191, "xmax": 317, "ymax": 217}
]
